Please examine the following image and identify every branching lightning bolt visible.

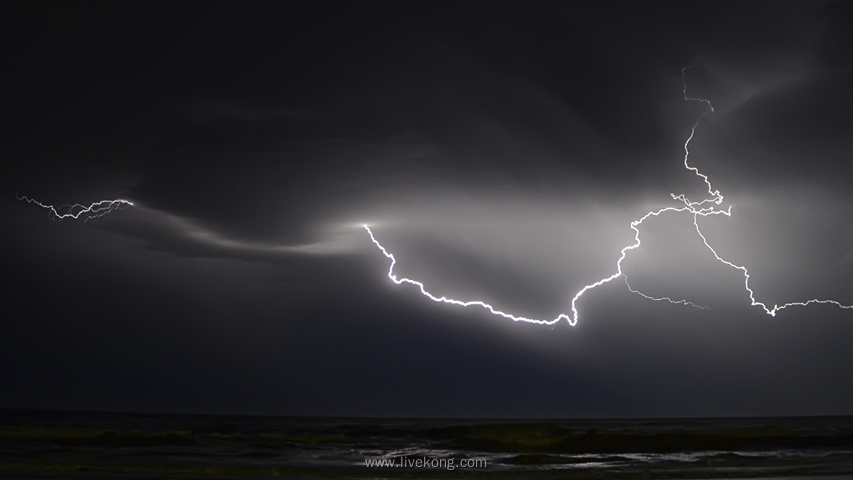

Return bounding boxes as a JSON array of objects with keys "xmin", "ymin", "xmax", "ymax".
[
  {"xmin": 14, "ymin": 65, "xmax": 852, "ymax": 322},
  {"xmin": 16, "ymin": 193, "xmax": 133, "ymax": 221},
  {"xmin": 365, "ymin": 64, "xmax": 853, "ymax": 325}
]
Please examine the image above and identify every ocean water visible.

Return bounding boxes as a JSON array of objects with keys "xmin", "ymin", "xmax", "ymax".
[{"xmin": 1, "ymin": 410, "xmax": 852, "ymax": 479}]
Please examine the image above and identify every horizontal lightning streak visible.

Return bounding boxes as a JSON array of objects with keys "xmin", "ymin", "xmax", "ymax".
[
  {"xmin": 624, "ymin": 275, "xmax": 710, "ymax": 311},
  {"xmin": 364, "ymin": 63, "xmax": 853, "ymax": 325},
  {"xmin": 16, "ymin": 193, "xmax": 133, "ymax": 221}
]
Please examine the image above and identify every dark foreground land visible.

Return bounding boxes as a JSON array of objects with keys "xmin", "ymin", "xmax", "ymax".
[{"xmin": 1, "ymin": 409, "xmax": 852, "ymax": 479}]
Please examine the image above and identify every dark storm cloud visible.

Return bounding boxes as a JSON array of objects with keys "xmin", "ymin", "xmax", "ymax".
[
  {"xmin": 113, "ymin": 0, "xmax": 836, "ymax": 246},
  {"xmin": 4, "ymin": 1, "xmax": 853, "ymax": 417}
]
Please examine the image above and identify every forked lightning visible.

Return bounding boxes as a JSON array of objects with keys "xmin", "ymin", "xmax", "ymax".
[{"xmin": 364, "ymin": 64, "xmax": 853, "ymax": 324}]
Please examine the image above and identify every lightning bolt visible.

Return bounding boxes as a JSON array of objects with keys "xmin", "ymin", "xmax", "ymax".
[
  {"xmin": 364, "ymin": 225, "xmax": 566, "ymax": 325},
  {"xmin": 364, "ymin": 63, "xmax": 853, "ymax": 325},
  {"xmin": 693, "ymin": 214, "xmax": 853, "ymax": 316},
  {"xmin": 15, "ymin": 65, "xmax": 852, "ymax": 322},
  {"xmin": 16, "ymin": 193, "xmax": 133, "ymax": 221}
]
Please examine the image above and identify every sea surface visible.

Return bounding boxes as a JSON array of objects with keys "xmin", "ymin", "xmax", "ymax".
[{"xmin": 1, "ymin": 410, "xmax": 852, "ymax": 479}]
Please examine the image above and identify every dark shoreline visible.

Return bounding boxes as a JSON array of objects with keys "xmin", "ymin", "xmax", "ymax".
[{"xmin": 2, "ymin": 410, "xmax": 852, "ymax": 479}]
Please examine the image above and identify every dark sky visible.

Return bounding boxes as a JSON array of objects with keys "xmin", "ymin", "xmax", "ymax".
[{"xmin": 3, "ymin": 1, "xmax": 853, "ymax": 418}]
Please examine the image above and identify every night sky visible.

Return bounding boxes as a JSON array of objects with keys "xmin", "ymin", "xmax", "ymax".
[{"xmin": 4, "ymin": 1, "xmax": 853, "ymax": 418}]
